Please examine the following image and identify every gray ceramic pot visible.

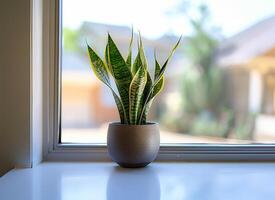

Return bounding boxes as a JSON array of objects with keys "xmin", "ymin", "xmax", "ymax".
[{"xmin": 107, "ymin": 122, "xmax": 160, "ymax": 168}]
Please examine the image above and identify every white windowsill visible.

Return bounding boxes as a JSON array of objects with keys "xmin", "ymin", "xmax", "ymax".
[{"xmin": 1, "ymin": 162, "xmax": 275, "ymax": 200}]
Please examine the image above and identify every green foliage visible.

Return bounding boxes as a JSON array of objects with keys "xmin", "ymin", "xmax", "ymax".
[
  {"xmin": 87, "ymin": 32, "xmax": 181, "ymax": 124},
  {"xmin": 182, "ymin": 67, "xmax": 224, "ymax": 113},
  {"xmin": 233, "ymin": 114, "xmax": 256, "ymax": 140},
  {"xmin": 182, "ymin": 5, "xmax": 223, "ymax": 115},
  {"xmin": 174, "ymin": 4, "xmax": 231, "ymax": 138},
  {"xmin": 63, "ymin": 28, "xmax": 81, "ymax": 52},
  {"xmin": 183, "ymin": 5, "xmax": 218, "ymax": 73},
  {"xmin": 190, "ymin": 109, "xmax": 233, "ymax": 137}
]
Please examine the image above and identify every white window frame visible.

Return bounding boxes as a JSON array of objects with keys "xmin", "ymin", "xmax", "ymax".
[{"xmin": 43, "ymin": 0, "xmax": 275, "ymax": 162}]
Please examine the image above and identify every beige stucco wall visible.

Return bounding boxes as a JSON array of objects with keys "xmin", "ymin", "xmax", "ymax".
[{"xmin": 224, "ymin": 67, "xmax": 250, "ymax": 114}]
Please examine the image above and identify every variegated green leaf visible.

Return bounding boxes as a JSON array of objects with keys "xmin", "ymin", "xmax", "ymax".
[
  {"xmin": 87, "ymin": 44, "xmax": 110, "ymax": 85},
  {"xmin": 104, "ymin": 43, "xmax": 112, "ymax": 74},
  {"xmin": 154, "ymin": 50, "xmax": 161, "ymax": 80},
  {"xmin": 140, "ymin": 99, "xmax": 153, "ymax": 124},
  {"xmin": 107, "ymin": 34, "xmax": 133, "ymax": 123},
  {"xmin": 87, "ymin": 44, "xmax": 126, "ymax": 123},
  {"xmin": 138, "ymin": 32, "xmax": 148, "ymax": 69},
  {"xmin": 132, "ymin": 51, "xmax": 142, "ymax": 75},
  {"xmin": 138, "ymin": 59, "xmax": 164, "ymax": 124},
  {"xmin": 135, "ymin": 36, "xmax": 152, "ymax": 123},
  {"xmin": 152, "ymin": 58, "xmax": 165, "ymax": 98},
  {"xmin": 126, "ymin": 27, "xmax": 134, "ymax": 70},
  {"xmin": 129, "ymin": 65, "xmax": 147, "ymax": 124},
  {"xmin": 144, "ymin": 72, "xmax": 153, "ymax": 101},
  {"xmin": 112, "ymin": 91, "xmax": 127, "ymax": 123},
  {"xmin": 107, "ymin": 34, "xmax": 132, "ymax": 83},
  {"xmin": 138, "ymin": 71, "xmax": 152, "ymax": 124},
  {"xmin": 136, "ymin": 34, "xmax": 153, "ymax": 123},
  {"xmin": 152, "ymin": 76, "xmax": 164, "ymax": 98}
]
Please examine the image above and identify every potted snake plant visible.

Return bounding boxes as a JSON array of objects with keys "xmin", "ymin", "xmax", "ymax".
[{"xmin": 87, "ymin": 31, "xmax": 181, "ymax": 168}]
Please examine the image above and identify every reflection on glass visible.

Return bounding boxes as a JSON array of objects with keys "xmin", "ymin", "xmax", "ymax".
[{"xmin": 62, "ymin": 0, "xmax": 275, "ymax": 144}]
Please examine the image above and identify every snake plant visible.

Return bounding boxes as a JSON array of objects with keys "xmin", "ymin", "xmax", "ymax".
[{"xmin": 87, "ymin": 32, "xmax": 181, "ymax": 125}]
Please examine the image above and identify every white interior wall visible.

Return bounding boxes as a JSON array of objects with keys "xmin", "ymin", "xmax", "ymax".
[
  {"xmin": 0, "ymin": 0, "xmax": 44, "ymax": 176},
  {"xmin": 31, "ymin": 0, "xmax": 44, "ymax": 167}
]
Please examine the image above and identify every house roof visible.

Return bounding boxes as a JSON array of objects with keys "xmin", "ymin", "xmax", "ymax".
[{"xmin": 216, "ymin": 14, "xmax": 275, "ymax": 67}]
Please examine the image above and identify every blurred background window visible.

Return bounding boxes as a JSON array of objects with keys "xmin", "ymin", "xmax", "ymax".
[{"xmin": 61, "ymin": 0, "xmax": 275, "ymax": 144}]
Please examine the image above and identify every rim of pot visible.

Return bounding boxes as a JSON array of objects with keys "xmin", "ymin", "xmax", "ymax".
[{"xmin": 109, "ymin": 121, "xmax": 158, "ymax": 126}]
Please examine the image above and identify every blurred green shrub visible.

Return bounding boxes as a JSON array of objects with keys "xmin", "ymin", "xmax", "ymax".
[
  {"xmin": 182, "ymin": 67, "xmax": 224, "ymax": 114},
  {"xmin": 233, "ymin": 114, "xmax": 256, "ymax": 140},
  {"xmin": 63, "ymin": 27, "xmax": 81, "ymax": 53},
  {"xmin": 190, "ymin": 109, "xmax": 233, "ymax": 137}
]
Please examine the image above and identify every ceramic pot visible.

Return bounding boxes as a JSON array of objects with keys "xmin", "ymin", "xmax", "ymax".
[{"xmin": 107, "ymin": 122, "xmax": 160, "ymax": 168}]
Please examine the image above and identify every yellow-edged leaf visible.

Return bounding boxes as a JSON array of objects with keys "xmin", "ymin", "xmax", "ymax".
[
  {"xmin": 87, "ymin": 44, "xmax": 127, "ymax": 123},
  {"xmin": 129, "ymin": 65, "xmax": 147, "ymax": 124}
]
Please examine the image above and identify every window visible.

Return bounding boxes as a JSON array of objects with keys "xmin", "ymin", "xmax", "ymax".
[{"xmin": 45, "ymin": 0, "xmax": 275, "ymax": 160}]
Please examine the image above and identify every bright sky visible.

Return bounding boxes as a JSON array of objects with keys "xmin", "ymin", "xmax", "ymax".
[{"xmin": 63, "ymin": 0, "xmax": 275, "ymax": 39}]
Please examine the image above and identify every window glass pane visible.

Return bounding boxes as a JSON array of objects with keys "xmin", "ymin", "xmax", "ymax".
[{"xmin": 61, "ymin": 0, "xmax": 275, "ymax": 144}]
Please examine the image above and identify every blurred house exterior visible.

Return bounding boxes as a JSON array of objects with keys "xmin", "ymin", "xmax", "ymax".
[
  {"xmin": 62, "ymin": 22, "xmax": 186, "ymax": 128},
  {"xmin": 216, "ymin": 15, "xmax": 275, "ymax": 138},
  {"xmin": 63, "ymin": 16, "xmax": 275, "ymax": 140}
]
